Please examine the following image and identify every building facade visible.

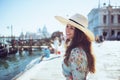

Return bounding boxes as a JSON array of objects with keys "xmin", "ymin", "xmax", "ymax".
[{"xmin": 88, "ymin": 5, "xmax": 120, "ymax": 40}]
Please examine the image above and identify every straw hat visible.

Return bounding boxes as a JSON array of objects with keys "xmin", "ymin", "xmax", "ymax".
[{"xmin": 55, "ymin": 13, "xmax": 95, "ymax": 41}]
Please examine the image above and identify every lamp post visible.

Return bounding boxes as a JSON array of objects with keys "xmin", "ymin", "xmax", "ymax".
[
  {"xmin": 11, "ymin": 25, "xmax": 13, "ymax": 37},
  {"xmin": 7, "ymin": 25, "xmax": 13, "ymax": 40}
]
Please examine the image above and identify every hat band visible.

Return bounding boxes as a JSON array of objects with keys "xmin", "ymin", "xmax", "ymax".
[{"xmin": 69, "ymin": 19, "xmax": 85, "ymax": 28}]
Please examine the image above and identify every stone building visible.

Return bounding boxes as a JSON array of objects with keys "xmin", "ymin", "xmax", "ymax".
[{"xmin": 88, "ymin": 4, "xmax": 120, "ymax": 40}]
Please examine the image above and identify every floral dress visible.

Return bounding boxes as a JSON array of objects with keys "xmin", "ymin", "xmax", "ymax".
[{"xmin": 62, "ymin": 47, "xmax": 88, "ymax": 80}]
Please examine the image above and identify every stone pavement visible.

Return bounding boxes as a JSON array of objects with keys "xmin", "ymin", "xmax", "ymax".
[
  {"xmin": 13, "ymin": 54, "xmax": 65, "ymax": 80},
  {"xmin": 12, "ymin": 41, "xmax": 120, "ymax": 80}
]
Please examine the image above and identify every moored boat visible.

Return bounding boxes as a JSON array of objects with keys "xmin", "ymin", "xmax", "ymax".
[{"xmin": 0, "ymin": 43, "xmax": 8, "ymax": 58}]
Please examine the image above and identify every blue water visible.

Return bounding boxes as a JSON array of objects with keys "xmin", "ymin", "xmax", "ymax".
[{"xmin": 0, "ymin": 50, "xmax": 42, "ymax": 80}]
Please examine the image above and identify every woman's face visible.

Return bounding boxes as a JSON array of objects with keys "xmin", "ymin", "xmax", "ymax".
[{"xmin": 66, "ymin": 24, "xmax": 75, "ymax": 40}]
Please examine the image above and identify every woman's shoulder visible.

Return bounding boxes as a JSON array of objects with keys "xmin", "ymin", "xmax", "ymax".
[
  {"xmin": 70, "ymin": 47, "xmax": 87, "ymax": 58},
  {"xmin": 71, "ymin": 47, "xmax": 85, "ymax": 54}
]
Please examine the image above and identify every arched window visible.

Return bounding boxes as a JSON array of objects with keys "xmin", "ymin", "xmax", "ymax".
[
  {"xmin": 118, "ymin": 15, "xmax": 120, "ymax": 23},
  {"xmin": 103, "ymin": 15, "xmax": 106, "ymax": 24}
]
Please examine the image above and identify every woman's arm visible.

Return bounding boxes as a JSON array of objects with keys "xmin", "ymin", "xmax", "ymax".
[{"xmin": 69, "ymin": 48, "xmax": 88, "ymax": 80}]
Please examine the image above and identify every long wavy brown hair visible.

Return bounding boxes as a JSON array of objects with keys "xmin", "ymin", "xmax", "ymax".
[{"xmin": 64, "ymin": 27, "xmax": 96, "ymax": 73}]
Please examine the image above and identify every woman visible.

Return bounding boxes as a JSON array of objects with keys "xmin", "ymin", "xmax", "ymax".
[{"xmin": 55, "ymin": 13, "xmax": 96, "ymax": 80}]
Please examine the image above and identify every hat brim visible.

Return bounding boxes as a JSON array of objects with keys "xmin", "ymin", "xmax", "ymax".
[{"xmin": 55, "ymin": 16, "xmax": 95, "ymax": 41}]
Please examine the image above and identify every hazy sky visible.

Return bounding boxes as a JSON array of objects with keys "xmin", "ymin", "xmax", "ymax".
[{"xmin": 0, "ymin": 0, "xmax": 119, "ymax": 36}]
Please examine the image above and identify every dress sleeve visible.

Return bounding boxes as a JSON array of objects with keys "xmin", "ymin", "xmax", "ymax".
[{"xmin": 69, "ymin": 48, "xmax": 88, "ymax": 80}]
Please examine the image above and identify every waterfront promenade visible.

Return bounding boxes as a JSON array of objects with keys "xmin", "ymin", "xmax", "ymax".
[
  {"xmin": 13, "ymin": 41, "xmax": 120, "ymax": 80},
  {"xmin": 13, "ymin": 54, "xmax": 65, "ymax": 80}
]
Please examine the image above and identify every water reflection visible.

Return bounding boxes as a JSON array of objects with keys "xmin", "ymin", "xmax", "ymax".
[
  {"xmin": 0, "ymin": 60, "xmax": 9, "ymax": 69},
  {"xmin": 0, "ymin": 50, "xmax": 42, "ymax": 80}
]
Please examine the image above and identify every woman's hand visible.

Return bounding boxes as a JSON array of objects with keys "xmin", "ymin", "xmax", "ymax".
[{"xmin": 68, "ymin": 75, "xmax": 73, "ymax": 80}]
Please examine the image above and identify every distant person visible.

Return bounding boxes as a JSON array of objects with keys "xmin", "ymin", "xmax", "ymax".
[
  {"xmin": 99, "ymin": 35, "xmax": 104, "ymax": 43},
  {"xmin": 41, "ymin": 48, "xmax": 50, "ymax": 61},
  {"xmin": 117, "ymin": 32, "xmax": 120, "ymax": 40},
  {"xmin": 59, "ymin": 35, "xmax": 66, "ymax": 55},
  {"xmin": 55, "ymin": 13, "xmax": 96, "ymax": 80},
  {"xmin": 53, "ymin": 37, "xmax": 60, "ymax": 54}
]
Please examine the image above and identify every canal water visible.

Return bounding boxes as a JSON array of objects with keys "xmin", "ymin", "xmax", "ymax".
[{"xmin": 0, "ymin": 50, "xmax": 42, "ymax": 80}]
